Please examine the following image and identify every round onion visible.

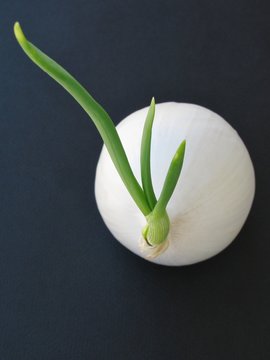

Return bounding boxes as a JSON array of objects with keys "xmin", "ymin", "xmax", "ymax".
[{"xmin": 95, "ymin": 102, "xmax": 255, "ymax": 266}]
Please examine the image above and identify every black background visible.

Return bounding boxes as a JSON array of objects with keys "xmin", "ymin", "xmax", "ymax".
[{"xmin": 1, "ymin": 1, "xmax": 269, "ymax": 359}]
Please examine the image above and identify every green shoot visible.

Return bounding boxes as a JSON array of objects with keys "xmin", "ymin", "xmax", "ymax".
[
  {"xmin": 154, "ymin": 140, "xmax": 186, "ymax": 214},
  {"xmin": 140, "ymin": 97, "xmax": 157, "ymax": 210},
  {"xmin": 14, "ymin": 22, "xmax": 151, "ymax": 216},
  {"xmin": 14, "ymin": 22, "xmax": 187, "ymax": 248}
]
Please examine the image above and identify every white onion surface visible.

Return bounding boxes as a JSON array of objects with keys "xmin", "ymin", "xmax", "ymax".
[{"xmin": 95, "ymin": 103, "xmax": 255, "ymax": 266}]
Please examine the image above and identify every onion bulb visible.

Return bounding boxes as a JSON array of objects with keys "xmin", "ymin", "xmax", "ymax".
[
  {"xmin": 14, "ymin": 22, "xmax": 255, "ymax": 266},
  {"xmin": 95, "ymin": 103, "xmax": 255, "ymax": 265}
]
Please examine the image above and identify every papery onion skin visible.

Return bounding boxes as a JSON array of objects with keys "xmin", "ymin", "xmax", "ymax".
[{"xmin": 95, "ymin": 103, "xmax": 255, "ymax": 266}]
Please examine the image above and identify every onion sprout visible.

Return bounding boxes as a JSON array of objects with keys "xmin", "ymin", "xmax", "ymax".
[{"xmin": 14, "ymin": 22, "xmax": 186, "ymax": 247}]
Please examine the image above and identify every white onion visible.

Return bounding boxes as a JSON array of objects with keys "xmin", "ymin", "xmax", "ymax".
[
  {"xmin": 95, "ymin": 102, "xmax": 255, "ymax": 266},
  {"xmin": 13, "ymin": 24, "xmax": 255, "ymax": 266}
]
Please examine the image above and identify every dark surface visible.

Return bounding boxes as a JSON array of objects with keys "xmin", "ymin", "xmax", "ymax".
[{"xmin": 0, "ymin": 0, "xmax": 269, "ymax": 359}]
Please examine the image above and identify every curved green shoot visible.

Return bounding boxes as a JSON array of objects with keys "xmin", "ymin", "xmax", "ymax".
[
  {"xmin": 14, "ymin": 22, "xmax": 151, "ymax": 216},
  {"xmin": 14, "ymin": 21, "xmax": 187, "ymax": 250},
  {"xmin": 140, "ymin": 97, "xmax": 157, "ymax": 210},
  {"xmin": 154, "ymin": 140, "xmax": 186, "ymax": 214}
]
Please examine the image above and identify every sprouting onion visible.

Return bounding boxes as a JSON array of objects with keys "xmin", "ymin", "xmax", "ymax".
[{"xmin": 14, "ymin": 22, "xmax": 255, "ymax": 265}]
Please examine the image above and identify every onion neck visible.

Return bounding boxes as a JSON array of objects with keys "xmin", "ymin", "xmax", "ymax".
[{"xmin": 142, "ymin": 208, "xmax": 170, "ymax": 247}]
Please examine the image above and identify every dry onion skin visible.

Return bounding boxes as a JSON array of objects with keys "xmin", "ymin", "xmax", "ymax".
[{"xmin": 14, "ymin": 23, "xmax": 255, "ymax": 266}]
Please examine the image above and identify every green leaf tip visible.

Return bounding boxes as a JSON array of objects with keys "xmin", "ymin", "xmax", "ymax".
[
  {"xmin": 14, "ymin": 22, "xmax": 27, "ymax": 44},
  {"xmin": 174, "ymin": 139, "xmax": 186, "ymax": 161}
]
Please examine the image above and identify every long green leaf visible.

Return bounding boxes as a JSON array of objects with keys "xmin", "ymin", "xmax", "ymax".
[{"xmin": 14, "ymin": 22, "xmax": 151, "ymax": 215}]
